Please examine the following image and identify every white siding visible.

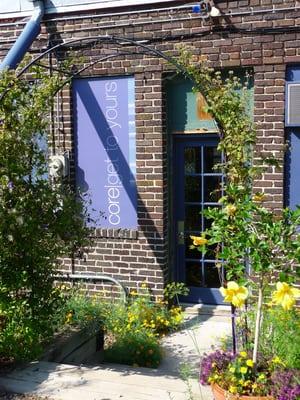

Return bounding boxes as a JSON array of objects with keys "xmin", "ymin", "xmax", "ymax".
[{"xmin": 0, "ymin": 0, "xmax": 175, "ymax": 18}]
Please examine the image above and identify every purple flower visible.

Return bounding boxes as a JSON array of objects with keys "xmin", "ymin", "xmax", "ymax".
[
  {"xmin": 200, "ymin": 350, "xmax": 235, "ymax": 385},
  {"xmin": 7, "ymin": 181, "xmax": 14, "ymax": 191},
  {"xmin": 271, "ymin": 369, "xmax": 300, "ymax": 400}
]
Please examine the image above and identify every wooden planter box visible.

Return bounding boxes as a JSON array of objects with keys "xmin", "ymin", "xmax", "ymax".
[{"xmin": 42, "ymin": 326, "xmax": 104, "ymax": 365}]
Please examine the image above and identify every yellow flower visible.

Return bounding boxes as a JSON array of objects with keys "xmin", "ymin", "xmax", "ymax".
[
  {"xmin": 252, "ymin": 383, "xmax": 258, "ymax": 390},
  {"xmin": 229, "ymin": 386, "xmax": 238, "ymax": 394},
  {"xmin": 271, "ymin": 356, "xmax": 285, "ymax": 366},
  {"xmin": 240, "ymin": 367, "xmax": 248, "ymax": 374},
  {"xmin": 246, "ymin": 359, "xmax": 254, "ymax": 368},
  {"xmin": 220, "ymin": 282, "xmax": 248, "ymax": 308},
  {"xmin": 229, "ymin": 367, "xmax": 235, "ymax": 373},
  {"xmin": 225, "ymin": 204, "xmax": 237, "ymax": 216},
  {"xmin": 240, "ymin": 351, "xmax": 247, "ymax": 358},
  {"xmin": 65, "ymin": 311, "xmax": 73, "ymax": 324},
  {"xmin": 272, "ymin": 282, "xmax": 300, "ymax": 311},
  {"xmin": 253, "ymin": 192, "xmax": 266, "ymax": 202},
  {"xmin": 190, "ymin": 235, "xmax": 208, "ymax": 246}
]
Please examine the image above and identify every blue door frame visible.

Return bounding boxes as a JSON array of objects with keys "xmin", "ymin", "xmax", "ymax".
[{"xmin": 173, "ymin": 135, "xmax": 224, "ymax": 304}]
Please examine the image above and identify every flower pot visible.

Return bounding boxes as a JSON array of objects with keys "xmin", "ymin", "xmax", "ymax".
[{"xmin": 211, "ymin": 384, "xmax": 274, "ymax": 400}]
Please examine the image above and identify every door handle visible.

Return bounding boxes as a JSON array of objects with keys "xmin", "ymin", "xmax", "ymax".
[{"xmin": 177, "ymin": 221, "xmax": 185, "ymax": 245}]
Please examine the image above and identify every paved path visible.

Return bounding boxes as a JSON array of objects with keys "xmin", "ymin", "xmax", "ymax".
[{"xmin": 0, "ymin": 313, "xmax": 231, "ymax": 400}]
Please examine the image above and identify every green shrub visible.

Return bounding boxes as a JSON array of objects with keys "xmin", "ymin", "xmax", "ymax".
[
  {"xmin": 61, "ymin": 283, "xmax": 186, "ymax": 368},
  {"xmin": 0, "ymin": 68, "xmax": 90, "ymax": 361},
  {"xmin": 257, "ymin": 307, "xmax": 300, "ymax": 369},
  {"xmin": 102, "ymin": 284, "xmax": 185, "ymax": 338},
  {"xmin": 104, "ymin": 330, "xmax": 162, "ymax": 368},
  {"xmin": 58, "ymin": 288, "xmax": 106, "ymax": 332},
  {"xmin": 164, "ymin": 282, "xmax": 189, "ymax": 307}
]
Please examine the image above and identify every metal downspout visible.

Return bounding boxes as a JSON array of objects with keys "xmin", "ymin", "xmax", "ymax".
[{"xmin": 0, "ymin": 0, "xmax": 45, "ymax": 71}]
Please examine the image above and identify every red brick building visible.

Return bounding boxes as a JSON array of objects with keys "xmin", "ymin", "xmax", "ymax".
[{"xmin": 0, "ymin": 0, "xmax": 299, "ymax": 304}]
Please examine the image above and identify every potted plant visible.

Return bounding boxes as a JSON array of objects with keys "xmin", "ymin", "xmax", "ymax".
[
  {"xmin": 200, "ymin": 348, "xmax": 300, "ymax": 399},
  {"xmin": 177, "ymin": 50, "xmax": 300, "ymax": 399}
]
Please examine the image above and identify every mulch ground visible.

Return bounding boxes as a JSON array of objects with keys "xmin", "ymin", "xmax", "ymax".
[
  {"xmin": 0, "ymin": 394, "xmax": 49, "ymax": 400},
  {"xmin": 0, "ymin": 358, "xmax": 49, "ymax": 399}
]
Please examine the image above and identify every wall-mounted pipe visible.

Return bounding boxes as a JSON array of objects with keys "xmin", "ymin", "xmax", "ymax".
[
  {"xmin": 53, "ymin": 273, "xmax": 128, "ymax": 303},
  {"xmin": 0, "ymin": 0, "xmax": 44, "ymax": 71}
]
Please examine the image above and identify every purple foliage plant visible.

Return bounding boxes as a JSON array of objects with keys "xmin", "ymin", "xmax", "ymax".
[{"xmin": 270, "ymin": 369, "xmax": 300, "ymax": 400}]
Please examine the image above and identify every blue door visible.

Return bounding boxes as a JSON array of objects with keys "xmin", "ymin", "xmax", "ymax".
[{"xmin": 174, "ymin": 135, "xmax": 224, "ymax": 304}]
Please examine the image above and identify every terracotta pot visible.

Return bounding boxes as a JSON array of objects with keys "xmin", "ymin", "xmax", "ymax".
[{"xmin": 211, "ymin": 383, "xmax": 274, "ymax": 400}]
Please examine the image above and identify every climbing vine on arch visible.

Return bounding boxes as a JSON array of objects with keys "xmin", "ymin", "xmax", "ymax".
[{"xmin": 178, "ymin": 48, "xmax": 300, "ymax": 366}]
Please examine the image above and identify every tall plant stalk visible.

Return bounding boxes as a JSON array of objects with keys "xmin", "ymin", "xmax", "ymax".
[{"xmin": 253, "ymin": 282, "xmax": 263, "ymax": 369}]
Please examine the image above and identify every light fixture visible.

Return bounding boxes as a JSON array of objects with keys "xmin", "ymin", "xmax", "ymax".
[
  {"xmin": 192, "ymin": 1, "xmax": 221, "ymax": 18},
  {"xmin": 210, "ymin": 5, "xmax": 221, "ymax": 17}
]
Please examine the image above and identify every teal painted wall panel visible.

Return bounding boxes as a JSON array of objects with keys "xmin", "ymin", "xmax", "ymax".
[
  {"xmin": 166, "ymin": 73, "xmax": 254, "ymax": 133},
  {"xmin": 166, "ymin": 78, "xmax": 217, "ymax": 132}
]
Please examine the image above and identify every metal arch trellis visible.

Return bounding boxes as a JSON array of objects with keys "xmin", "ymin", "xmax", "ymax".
[
  {"xmin": 0, "ymin": 35, "xmax": 193, "ymax": 300},
  {"xmin": 0, "ymin": 34, "xmax": 194, "ymax": 103},
  {"xmin": 16, "ymin": 34, "xmax": 189, "ymax": 81}
]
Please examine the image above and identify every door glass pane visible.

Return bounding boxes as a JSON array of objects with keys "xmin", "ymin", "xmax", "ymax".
[
  {"xmin": 205, "ymin": 244, "xmax": 218, "ymax": 260},
  {"xmin": 204, "ymin": 176, "xmax": 222, "ymax": 202},
  {"xmin": 204, "ymin": 146, "xmax": 222, "ymax": 173},
  {"xmin": 186, "ymin": 261, "xmax": 202, "ymax": 287},
  {"xmin": 185, "ymin": 237, "xmax": 201, "ymax": 259},
  {"xmin": 204, "ymin": 263, "xmax": 221, "ymax": 288},
  {"xmin": 185, "ymin": 205, "xmax": 202, "ymax": 231},
  {"xmin": 184, "ymin": 147, "xmax": 201, "ymax": 174},
  {"xmin": 185, "ymin": 176, "xmax": 201, "ymax": 202}
]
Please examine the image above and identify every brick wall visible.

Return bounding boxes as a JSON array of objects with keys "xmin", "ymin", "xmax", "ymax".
[{"xmin": 0, "ymin": 0, "xmax": 299, "ymax": 299}]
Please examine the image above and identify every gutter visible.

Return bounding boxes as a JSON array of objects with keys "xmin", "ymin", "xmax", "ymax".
[{"xmin": 0, "ymin": 0, "xmax": 45, "ymax": 71}]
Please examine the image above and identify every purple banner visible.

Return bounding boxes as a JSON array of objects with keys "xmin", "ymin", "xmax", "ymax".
[{"xmin": 73, "ymin": 76, "xmax": 137, "ymax": 228}]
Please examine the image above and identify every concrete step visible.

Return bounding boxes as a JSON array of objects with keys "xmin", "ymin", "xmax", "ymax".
[
  {"xmin": 0, "ymin": 361, "xmax": 208, "ymax": 400},
  {"xmin": 182, "ymin": 303, "xmax": 231, "ymax": 317},
  {"xmin": 0, "ymin": 315, "xmax": 231, "ymax": 400}
]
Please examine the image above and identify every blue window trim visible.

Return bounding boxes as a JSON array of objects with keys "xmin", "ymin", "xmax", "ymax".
[{"xmin": 285, "ymin": 65, "xmax": 300, "ymax": 209}]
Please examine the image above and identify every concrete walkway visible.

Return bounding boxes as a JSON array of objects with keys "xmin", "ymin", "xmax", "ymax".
[{"xmin": 0, "ymin": 310, "xmax": 231, "ymax": 400}]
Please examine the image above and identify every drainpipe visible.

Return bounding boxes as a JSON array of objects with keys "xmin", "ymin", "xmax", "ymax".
[{"xmin": 0, "ymin": 0, "xmax": 45, "ymax": 71}]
